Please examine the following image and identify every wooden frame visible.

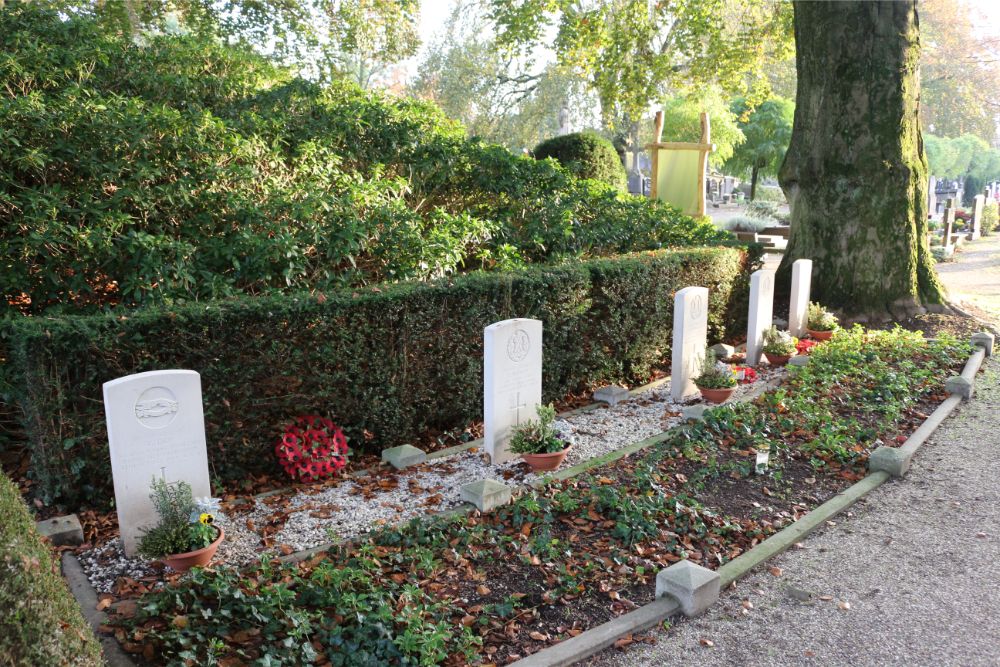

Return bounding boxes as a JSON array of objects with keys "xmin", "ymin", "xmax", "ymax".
[{"xmin": 648, "ymin": 111, "xmax": 714, "ymax": 217}]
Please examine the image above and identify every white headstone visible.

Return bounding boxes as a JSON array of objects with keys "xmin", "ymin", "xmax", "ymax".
[
  {"xmin": 671, "ymin": 286, "xmax": 709, "ymax": 401},
  {"xmin": 746, "ymin": 269, "xmax": 775, "ymax": 366},
  {"xmin": 103, "ymin": 370, "xmax": 211, "ymax": 556},
  {"xmin": 788, "ymin": 259, "xmax": 813, "ymax": 337},
  {"xmin": 972, "ymin": 194, "xmax": 985, "ymax": 239},
  {"xmin": 484, "ymin": 319, "xmax": 543, "ymax": 464}
]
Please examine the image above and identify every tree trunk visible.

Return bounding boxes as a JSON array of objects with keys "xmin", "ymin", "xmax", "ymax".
[
  {"xmin": 778, "ymin": 0, "xmax": 944, "ymax": 320},
  {"xmin": 750, "ymin": 165, "xmax": 759, "ymax": 201}
]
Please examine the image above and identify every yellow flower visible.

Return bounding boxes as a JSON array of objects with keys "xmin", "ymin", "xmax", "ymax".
[{"xmin": 199, "ymin": 513, "xmax": 214, "ymax": 525}]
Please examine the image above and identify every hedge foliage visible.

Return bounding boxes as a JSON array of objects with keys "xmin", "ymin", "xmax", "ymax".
[
  {"xmin": 2, "ymin": 246, "xmax": 756, "ymax": 507},
  {"xmin": 534, "ymin": 131, "xmax": 628, "ymax": 191},
  {"xmin": 0, "ymin": 472, "xmax": 103, "ymax": 666},
  {"xmin": 0, "ymin": 6, "xmax": 725, "ymax": 316}
]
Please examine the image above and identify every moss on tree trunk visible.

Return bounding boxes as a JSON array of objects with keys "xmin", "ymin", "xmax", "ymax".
[{"xmin": 778, "ymin": 0, "xmax": 945, "ymax": 319}]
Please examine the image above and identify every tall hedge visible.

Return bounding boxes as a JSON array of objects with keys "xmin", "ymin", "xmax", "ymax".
[
  {"xmin": 0, "ymin": 6, "xmax": 724, "ymax": 315},
  {"xmin": 0, "ymin": 472, "xmax": 103, "ymax": 665},
  {"xmin": 1, "ymin": 246, "xmax": 754, "ymax": 507},
  {"xmin": 534, "ymin": 131, "xmax": 628, "ymax": 191}
]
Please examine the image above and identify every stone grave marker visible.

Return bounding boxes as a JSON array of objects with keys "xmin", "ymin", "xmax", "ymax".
[
  {"xmin": 943, "ymin": 199, "xmax": 955, "ymax": 248},
  {"xmin": 671, "ymin": 286, "xmax": 709, "ymax": 401},
  {"xmin": 484, "ymin": 318, "xmax": 543, "ymax": 464},
  {"xmin": 103, "ymin": 370, "xmax": 211, "ymax": 556},
  {"xmin": 746, "ymin": 269, "xmax": 775, "ymax": 366},
  {"xmin": 788, "ymin": 259, "xmax": 812, "ymax": 337},
  {"xmin": 972, "ymin": 194, "xmax": 985, "ymax": 239}
]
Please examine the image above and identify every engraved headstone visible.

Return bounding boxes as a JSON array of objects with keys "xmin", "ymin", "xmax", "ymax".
[
  {"xmin": 788, "ymin": 259, "xmax": 813, "ymax": 337},
  {"xmin": 103, "ymin": 370, "xmax": 210, "ymax": 556},
  {"xmin": 972, "ymin": 194, "xmax": 985, "ymax": 239},
  {"xmin": 671, "ymin": 286, "xmax": 709, "ymax": 401},
  {"xmin": 484, "ymin": 319, "xmax": 543, "ymax": 464},
  {"xmin": 746, "ymin": 269, "xmax": 775, "ymax": 366}
]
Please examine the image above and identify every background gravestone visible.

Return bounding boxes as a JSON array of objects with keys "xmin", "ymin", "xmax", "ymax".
[
  {"xmin": 484, "ymin": 319, "xmax": 543, "ymax": 464},
  {"xmin": 103, "ymin": 370, "xmax": 211, "ymax": 556},
  {"xmin": 788, "ymin": 259, "xmax": 813, "ymax": 337},
  {"xmin": 746, "ymin": 269, "xmax": 775, "ymax": 366},
  {"xmin": 671, "ymin": 286, "xmax": 709, "ymax": 401},
  {"xmin": 972, "ymin": 194, "xmax": 985, "ymax": 239},
  {"xmin": 942, "ymin": 199, "xmax": 955, "ymax": 248}
]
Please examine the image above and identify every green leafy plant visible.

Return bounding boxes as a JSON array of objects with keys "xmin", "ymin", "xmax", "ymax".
[
  {"xmin": 806, "ymin": 302, "xmax": 838, "ymax": 332},
  {"xmin": 762, "ymin": 326, "xmax": 798, "ymax": 355},
  {"xmin": 533, "ymin": 131, "xmax": 627, "ymax": 190},
  {"xmin": 694, "ymin": 350, "xmax": 737, "ymax": 389},
  {"xmin": 137, "ymin": 479, "xmax": 218, "ymax": 559},
  {"xmin": 724, "ymin": 216, "xmax": 769, "ymax": 234},
  {"xmin": 983, "ymin": 201, "xmax": 998, "ymax": 236},
  {"xmin": 509, "ymin": 404, "xmax": 571, "ymax": 454}
]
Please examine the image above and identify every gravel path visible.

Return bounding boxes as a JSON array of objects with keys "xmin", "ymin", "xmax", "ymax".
[
  {"xmin": 936, "ymin": 234, "xmax": 1000, "ymax": 326},
  {"xmin": 587, "ymin": 359, "xmax": 1000, "ymax": 667},
  {"xmin": 78, "ymin": 372, "xmax": 780, "ymax": 592}
]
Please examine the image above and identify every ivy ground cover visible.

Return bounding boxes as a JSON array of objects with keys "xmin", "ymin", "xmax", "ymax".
[{"xmin": 109, "ymin": 328, "xmax": 969, "ymax": 666}]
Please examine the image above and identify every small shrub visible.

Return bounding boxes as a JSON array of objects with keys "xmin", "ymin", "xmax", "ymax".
[
  {"xmin": 806, "ymin": 302, "xmax": 838, "ymax": 332},
  {"xmin": 725, "ymin": 216, "xmax": 769, "ymax": 233},
  {"xmin": 509, "ymin": 404, "xmax": 571, "ymax": 454},
  {"xmin": 931, "ymin": 246, "xmax": 955, "ymax": 263},
  {"xmin": 137, "ymin": 479, "xmax": 219, "ymax": 559},
  {"xmin": 743, "ymin": 200, "xmax": 779, "ymax": 221},
  {"xmin": 754, "ymin": 185, "xmax": 787, "ymax": 204},
  {"xmin": 694, "ymin": 350, "xmax": 737, "ymax": 389},
  {"xmin": 983, "ymin": 202, "xmax": 998, "ymax": 235},
  {"xmin": 533, "ymin": 131, "xmax": 627, "ymax": 190},
  {"xmin": 762, "ymin": 326, "xmax": 798, "ymax": 355}
]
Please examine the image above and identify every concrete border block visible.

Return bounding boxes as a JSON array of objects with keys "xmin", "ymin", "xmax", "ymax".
[
  {"xmin": 593, "ymin": 385, "xmax": 630, "ymax": 406},
  {"xmin": 381, "ymin": 444, "xmax": 427, "ymax": 469},
  {"xmin": 709, "ymin": 343, "xmax": 735, "ymax": 360},
  {"xmin": 460, "ymin": 479, "xmax": 512, "ymax": 512},
  {"xmin": 655, "ymin": 559, "xmax": 720, "ymax": 617},
  {"xmin": 682, "ymin": 404, "xmax": 709, "ymax": 421},
  {"xmin": 971, "ymin": 332, "xmax": 994, "ymax": 356},
  {"xmin": 788, "ymin": 355, "xmax": 810, "ymax": 367},
  {"xmin": 868, "ymin": 446, "xmax": 912, "ymax": 478},
  {"xmin": 36, "ymin": 513, "xmax": 84, "ymax": 546},
  {"xmin": 945, "ymin": 375, "xmax": 973, "ymax": 399}
]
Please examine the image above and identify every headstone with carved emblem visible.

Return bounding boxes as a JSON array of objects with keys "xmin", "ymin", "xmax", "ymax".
[
  {"xmin": 103, "ymin": 370, "xmax": 211, "ymax": 556},
  {"xmin": 671, "ymin": 287, "xmax": 709, "ymax": 401},
  {"xmin": 746, "ymin": 269, "xmax": 775, "ymax": 366},
  {"xmin": 483, "ymin": 319, "xmax": 543, "ymax": 464}
]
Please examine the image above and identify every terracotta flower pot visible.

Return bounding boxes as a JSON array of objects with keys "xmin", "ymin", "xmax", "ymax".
[
  {"xmin": 521, "ymin": 446, "xmax": 571, "ymax": 473},
  {"xmin": 807, "ymin": 329, "xmax": 834, "ymax": 341},
  {"xmin": 764, "ymin": 352, "xmax": 793, "ymax": 366},
  {"xmin": 163, "ymin": 526, "xmax": 224, "ymax": 573},
  {"xmin": 697, "ymin": 386, "xmax": 735, "ymax": 404}
]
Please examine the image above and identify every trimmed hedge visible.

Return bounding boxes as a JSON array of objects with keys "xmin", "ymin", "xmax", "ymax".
[
  {"xmin": 0, "ymin": 472, "xmax": 103, "ymax": 665},
  {"xmin": 2, "ymin": 246, "xmax": 757, "ymax": 506},
  {"xmin": 534, "ymin": 132, "xmax": 628, "ymax": 191}
]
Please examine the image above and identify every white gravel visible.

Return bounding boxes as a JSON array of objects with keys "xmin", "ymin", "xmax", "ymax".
[{"xmin": 78, "ymin": 369, "xmax": 784, "ymax": 592}]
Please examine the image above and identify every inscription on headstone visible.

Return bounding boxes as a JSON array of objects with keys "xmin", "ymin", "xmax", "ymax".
[
  {"xmin": 484, "ymin": 319, "xmax": 543, "ymax": 464},
  {"xmin": 671, "ymin": 286, "xmax": 709, "ymax": 401},
  {"xmin": 103, "ymin": 370, "xmax": 211, "ymax": 556},
  {"xmin": 746, "ymin": 269, "xmax": 775, "ymax": 366},
  {"xmin": 788, "ymin": 259, "xmax": 813, "ymax": 337}
]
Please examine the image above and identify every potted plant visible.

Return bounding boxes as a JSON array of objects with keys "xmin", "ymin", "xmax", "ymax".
[
  {"xmin": 761, "ymin": 326, "xmax": 797, "ymax": 366},
  {"xmin": 138, "ymin": 478, "xmax": 223, "ymax": 573},
  {"xmin": 806, "ymin": 302, "xmax": 838, "ymax": 341},
  {"xmin": 694, "ymin": 350, "xmax": 738, "ymax": 403},
  {"xmin": 510, "ymin": 404, "xmax": 573, "ymax": 472}
]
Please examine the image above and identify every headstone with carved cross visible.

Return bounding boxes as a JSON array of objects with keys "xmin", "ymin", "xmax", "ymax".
[
  {"xmin": 671, "ymin": 287, "xmax": 709, "ymax": 401},
  {"xmin": 484, "ymin": 319, "xmax": 543, "ymax": 464},
  {"xmin": 103, "ymin": 370, "xmax": 211, "ymax": 556}
]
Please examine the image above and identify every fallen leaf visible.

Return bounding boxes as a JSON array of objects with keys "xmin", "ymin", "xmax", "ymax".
[
  {"xmin": 819, "ymin": 595, "xmax": 833, "ymax": 601},
  {"xmin": 768, "ymin": 567, "xmax": 783, "ymax": 577},
  {"xmin": 529, "ymin": 631, "xmax": 548, "ymax": 641},
  {"xmin": 96, "ymin": 597, "xmax": 112, "ymax": 611},
  {"xmin": 838, "ymin": 601, "xmax": 851, "ymax": 610},
  {"xmin": 171, "ymin": 615, "xmax": 188, "ymax": 629},
  {"xmin": 741, "ymin": 600, "xmax": 753, "ymax": 610},
  {"xmin": 699, "ymin": 638, "xmax": 715, "ymax": 647},
  {"xmin": 477, "ymin": 584, "xmax": 492, "ymax": 596}
]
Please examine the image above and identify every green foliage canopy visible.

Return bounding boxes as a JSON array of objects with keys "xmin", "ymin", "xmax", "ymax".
[
  {"xmin": 533, "ymin": 131, "xmax": 627, "ymax": 190},
  {"xmin": 723, "ymin": 96, "xmax": 794, "ymax": 195}
]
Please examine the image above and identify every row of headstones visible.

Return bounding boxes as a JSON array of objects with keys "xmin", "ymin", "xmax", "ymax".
[
  {"xmin": 102, "ymin": 264, "xmax": 813, "ymax": 556},
  {"xmin": 669, "ymin": 259, "xmax": 814, "ymax": 400},
  {"xmin": 941, "ymin": 194, "xmax": 987, "ymax": 247}
]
